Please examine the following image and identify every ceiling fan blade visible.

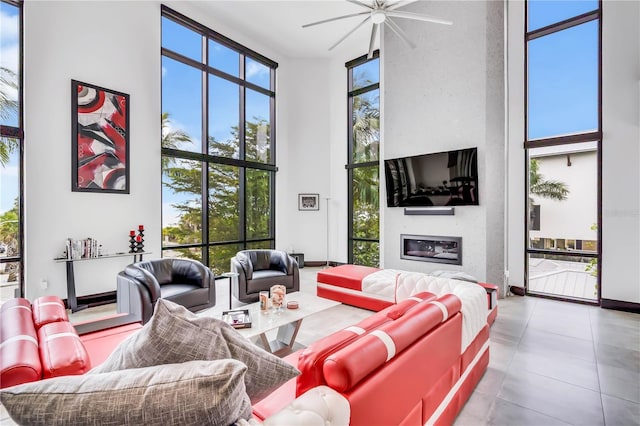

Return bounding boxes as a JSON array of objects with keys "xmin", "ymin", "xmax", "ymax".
[
  {"xmin": 385, "ymin": 10, "xmax": 453, "ymax": 25},
  {"xmin": 385, "ymin": 18, "xmax": 416, "ymax": 49},
  {"xmin": 386, "ymin": 0, "xmax": 420, "ymax": 11},
  {"xmin": 346, "ymin": 0, "xmax": 374, "ymax": 10},
  {"xmin": 302, "ymin": 11, "xmax": 369, "ymax": 28},
  {"xmin": 328, "ymin": 16, "xmax": 371, "ymax": 51},
  {"xmin": 368, "ymin": 23, "xmax": 379, "ymax": 59}
]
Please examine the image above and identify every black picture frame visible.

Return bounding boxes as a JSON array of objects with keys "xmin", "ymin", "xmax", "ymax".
[{"xmin": 71, "ymin": 80, "xmax": 130, "ymax": 193}]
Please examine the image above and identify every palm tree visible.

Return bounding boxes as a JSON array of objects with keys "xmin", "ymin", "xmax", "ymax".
[
  {"xmin": 351, "ymin": 73, "xmax": 379, "ymax": 164},
  {"xmin": 0, "ymin": 137, "xmax": 18, "ymax": 168},
  {"xmin": 0, "ymin": 67, "xmax": 19, "ymax": 167},
  {"xmin": 0, "ymin": 67, "xmax": 18, "ymax": 122},
  {"xmin": 529, "ymin": 158, "xmax": 569, "ymax": 201},
  {"xmin": 161, "ymin": 112, "xmax": 191, "ymax": 168}
]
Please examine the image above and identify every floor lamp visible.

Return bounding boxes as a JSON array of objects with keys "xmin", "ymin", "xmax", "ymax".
[{"xmin": 325, "ymin": 197, "xmax": 331, "ymax": 268}]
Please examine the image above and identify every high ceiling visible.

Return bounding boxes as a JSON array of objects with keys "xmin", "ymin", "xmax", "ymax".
[{"xmin": 191, "ymin": 0, "xmax": 379, "ymax": 59}]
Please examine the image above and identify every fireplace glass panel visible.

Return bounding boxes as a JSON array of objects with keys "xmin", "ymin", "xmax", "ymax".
[{"xmin": 400, "ymin": 234, "xmax": 462, "ymax": 265}]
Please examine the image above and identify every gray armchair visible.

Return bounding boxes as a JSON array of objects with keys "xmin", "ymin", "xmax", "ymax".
[
  {"xmin": 116, "ymin": 258, "xmax": 215, "ymax": 324},
  {"xmin": 230, "ymin": 250, "xmax": 300, "ymax": 303}
]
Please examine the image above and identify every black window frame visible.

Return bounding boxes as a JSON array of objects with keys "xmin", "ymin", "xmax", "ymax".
[
  {"xmin": 161, "ymin": 6, "xmax": 278, "ymax": 273},
  {"xmin": 524, "ymin": 1, "xmax": 602, "ymax": 303},
  {"xmin": 346, "ymin": 51, "xmax": 380, "ymax": 266},
  {"xmin": 0, "ymin": 0, "xmax": 24, "ymax": 299}
]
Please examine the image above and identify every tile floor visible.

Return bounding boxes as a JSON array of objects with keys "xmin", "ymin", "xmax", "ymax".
[
  {"xmin": 455, "ymin": 291, "xmax": 639, "ymax": 426},
  {"xmin": 5, "ymin": 266, "xmax": 639, "ymax": 425}
]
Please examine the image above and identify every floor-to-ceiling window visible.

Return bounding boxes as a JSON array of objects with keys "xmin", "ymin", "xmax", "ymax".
[
  {"xmin": 161, "ymin": 7, "xmax": 277, "ymax": 275},
  {"xmin": 525, "ymin": 0, "xmax": 601, "ymax": 302},
  {"xmin": 347, "ymin": 53, "xmax": 380, "ymax": 267},
  {"xmin": 0, "ymin": 0, "xmax": 23, "ymax": 303}
]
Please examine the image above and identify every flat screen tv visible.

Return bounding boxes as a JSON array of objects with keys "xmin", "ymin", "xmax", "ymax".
[{"xmin": 384, "ymin": 147, "xmax": 478, "ymax": 207}]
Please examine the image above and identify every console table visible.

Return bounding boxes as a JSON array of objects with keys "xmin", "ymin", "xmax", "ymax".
[{"xmin": 54, "ymin": 252, "xmax": 149, "ymax": 313}]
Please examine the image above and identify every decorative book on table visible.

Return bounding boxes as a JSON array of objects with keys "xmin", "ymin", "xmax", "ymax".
[{"xmin": 222, "ymin": 309, "xmax": 252, "ymax": 329}]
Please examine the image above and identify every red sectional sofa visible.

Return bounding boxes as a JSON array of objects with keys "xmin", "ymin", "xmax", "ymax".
[
  {"xmin": 318, "ymin": 264, "xmax": 499, "ymax": 325},
  {"xmin": 2, "ymin": 289, "xmax": 490, "ymax": 425},
  {"xmin": 1, "ymin": 297, "xmax": 350, "ymax": 425},
  {"xmin": 253, "ymin": 289, "xmax": 490, "ymax": 425},
  {"xmin": 0, "ymin": 296, "xmax": 142, "ymax": 389}
]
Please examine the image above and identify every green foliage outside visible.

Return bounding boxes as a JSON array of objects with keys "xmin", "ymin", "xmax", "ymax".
[
  {"xmin": 0, "ymin": 67, "xmax": 18, "ymax": 120},
  {"xmin": 529, "ymin": 158, "xmax": 569, "ymax": 201},
  {"xmin": 161, "ymin": 113, "xmax": 272, "ymax": 275},
  {"xmin": 1, "ymin": 67, "xmax": 19, "ymax": 167},
  {"xmin": 350, "ymin": 68, "xmax": 380, "ymax": 267},
  {"xmin": 0, "ymin": 67, "xmax": 20, "ymax": 282},
  {"xmin": 585, "ymin": 223, "xmax": 598, "ymax": 295},
  {"xmin": 0, "ymin": 198, "xmax": 19, "ymax": 281},
  {"xmin": 0, "ymin": 198, "xmax": 19, "ymax": 253}
]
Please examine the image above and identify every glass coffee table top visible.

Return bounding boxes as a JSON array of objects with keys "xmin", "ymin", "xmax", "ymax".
[{"xmin": 201, "ymin": 291, "xmax": 340, "ymax": 356}]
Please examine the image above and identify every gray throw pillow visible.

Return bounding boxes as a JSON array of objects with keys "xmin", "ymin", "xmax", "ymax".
[
  {"xmin": 91, "ymin": 298, "xmax": 300, "ymax": 403},
  {"xmin": 1, "ymin": 359, "xmax": 252, "ymax": 426}
]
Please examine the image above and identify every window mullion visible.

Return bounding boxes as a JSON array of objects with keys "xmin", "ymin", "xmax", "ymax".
[{"xmin": 201, "ymin": 33, "xmax": 210, "ymax": 265}]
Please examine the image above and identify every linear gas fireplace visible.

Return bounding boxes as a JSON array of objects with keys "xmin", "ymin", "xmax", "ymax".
[{"xmin": 400, "ymin": 234, "xmax": 462, "ymax": 265}]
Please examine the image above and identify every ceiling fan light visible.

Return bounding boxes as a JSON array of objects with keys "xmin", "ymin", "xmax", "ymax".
[{"xmin": 371, "ymin": 10, "xmax": 386, "ymax": 24}]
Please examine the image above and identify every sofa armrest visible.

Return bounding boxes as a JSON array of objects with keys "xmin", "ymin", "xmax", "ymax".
[
  {"xmin": 232, "ymin": 254, "xmax": 253, "ymax": 280},
  {"xmin": 116, "ymin": 272, "xmax": 156, "ymax": 324},
  {"xmin": 261, "ymin": 386, "xmax": 349, "ymax": 426},
  {"xmin": 283, "ymin": 253, "xmax": 296, "ymax": 276},
  {"xmin": 122, "ymin": 265, "xmax": 162, "ymax": 300}
]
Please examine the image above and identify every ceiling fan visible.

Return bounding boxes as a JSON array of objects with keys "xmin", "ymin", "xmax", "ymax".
[{"xmin": 302, "ymin": 0, "xmax": 453, "ymax": 59}]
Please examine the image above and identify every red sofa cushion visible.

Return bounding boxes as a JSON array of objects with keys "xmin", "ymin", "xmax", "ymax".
[
  {"xmin": 323, "ymin": 294, "xmax": 461, "ymax": 392},
  {"xmin": 0, "ymin": 299, "xmax": 41, "ymax": 388},
  {"xmin": 295, "ymin": 291, "xmax": 436, "ymax": 396},
  {"xmin": 317, "ymin": 264, "xmax": 380, "ymax": 291},
  {"xmin": 31, "ymin": 295, "xmax": 68, "ymax": 330},
  {"xmin": 38, "ymin": 321, "xmax": 91, "ymax": 378},
  {"xmin": 80, "ymin": 322, "xmax": 142, "ymax": 367}
]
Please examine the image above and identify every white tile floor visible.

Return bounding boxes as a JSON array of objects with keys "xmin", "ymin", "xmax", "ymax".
[
  {"xmin": 457, "ymin": 293, "xmax": 640, "ymax": 426},
  {"xmin": 4, "ymin": 266, "xmax": 639, "ymax": 425}
]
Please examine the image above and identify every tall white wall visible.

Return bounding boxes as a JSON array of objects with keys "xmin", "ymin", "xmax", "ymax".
[
  {"xmin": 327, "ymin": 55, "xmax": 352, "ymax": 264},
  {"xmin": 276, "ymin": 59, "xmax": 332, "ymax": 262},
  {"xmin": 383, "ymin": 1, "xmax": 505, "ymax": 286},
  {"xmin": 601, "ymin": 1, "xmax": 640, "ymax": 303},
  {"xmin": 24, "ymin": 1, "xmax": 162, "ymax": 300},
  {"xmin": 505, "ymin": 1, "xmax": 526, "ymax": 291},
  {"xmin": 507, "ymin": 1, "xmax": 640, "ymax": 304}
]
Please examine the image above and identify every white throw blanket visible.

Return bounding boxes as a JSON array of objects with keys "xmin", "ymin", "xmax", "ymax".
[
  {"xmin": 359, "ymin": 269, "xmax": 486, "ymax": 353},
  {"xmin": 361, "ymin": 269, "xmax": 403, "ymax": 300},
  {"xmin": 395, "ymin": 272, "xmax": 487, "ymax": 353}
]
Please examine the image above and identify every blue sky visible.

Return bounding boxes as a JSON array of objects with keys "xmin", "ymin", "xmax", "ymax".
[
  {"xmin": 528, "ymin": 0, "xmax": 599, "ymax": 139},
  {"xmin": 161, "ymin": 16, "xmax": 270, "ymax": 154}
]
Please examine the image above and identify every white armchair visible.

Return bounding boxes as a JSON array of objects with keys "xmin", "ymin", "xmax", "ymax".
[{"xmin": 236, "ymin": 386, "xmax": 350, "ymax": 426}]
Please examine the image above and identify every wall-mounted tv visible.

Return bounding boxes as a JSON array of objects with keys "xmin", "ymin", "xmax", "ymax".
[{"xmin": 384, "ymin": 147, "xmax": 478, "ymax": 207}]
